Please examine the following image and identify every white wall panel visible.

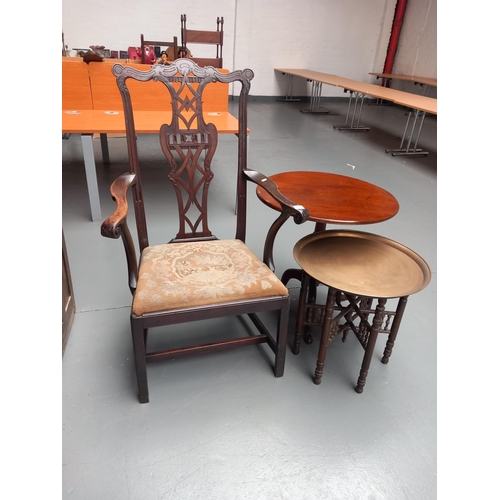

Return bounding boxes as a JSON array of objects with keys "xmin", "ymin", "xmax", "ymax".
[
  {"xmin": 394, "ymin": 0, "xmax": 437, "ymax": 77},
  {"xmin": 62, "ymin": 0, "xmax": 435, "ymax": 97}
]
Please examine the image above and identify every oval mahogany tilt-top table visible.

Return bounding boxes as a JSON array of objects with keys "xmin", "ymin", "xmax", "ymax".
[
  {"xmin": 255, "ymin": 170, "xmax": 400, "ymax": 283},
  {"xmin": 256, "ymin": 170, "xmax": 399, "ymax": 227}
]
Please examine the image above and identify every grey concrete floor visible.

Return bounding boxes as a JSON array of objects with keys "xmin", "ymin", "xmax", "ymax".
[{"xmin": 62, "ymin": 98, "xmax": 437, "ymax": 499}]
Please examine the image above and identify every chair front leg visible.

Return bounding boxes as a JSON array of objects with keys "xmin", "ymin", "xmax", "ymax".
[
  {"xmin": 274, "ymin": 297, "xmax": 290, "ymax": 377},
  {"xmin": 131, "ymin": 319, "xmax": 149, "ymax": 404}
]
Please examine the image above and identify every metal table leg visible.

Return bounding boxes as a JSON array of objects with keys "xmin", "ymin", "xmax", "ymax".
[
  {"xmin": 386, "ymin": 109, "xmax": 429, "ymax": 156},
  {"xmin": 300, "ymin": 81, "xmax": 332, "ymax": 114},
  {"xmin": 277, "ymin": 74, "xmax": 301, "ymax": 102},
  {"xmin": 334, "ymin": 91, "xmax": 370, "ymax": 131},
  {"xmin": 81, "ymin": 134, "xmax": 102, "ymax": 221}
]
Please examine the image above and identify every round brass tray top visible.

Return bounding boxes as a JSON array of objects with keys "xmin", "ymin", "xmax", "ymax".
[
  {"xmin": 293, "ymin": 230, "xmax": 431, "ymax": 298},
  {"xmin": 256, "ymin": 171, "xmax": 399, "ymax": 225}
]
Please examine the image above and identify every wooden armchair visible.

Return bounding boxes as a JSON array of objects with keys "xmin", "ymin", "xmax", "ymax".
[
  {"xmin": 181, "ymin": 14, "xmax": 224, "ymax": 67},
  {"xmin": 140, "ymin": 34, "xmax": 179, "ymax": 64},
  {"xmin": 101, "ymin": 60, "xmax": 309, "ymax": 403}
]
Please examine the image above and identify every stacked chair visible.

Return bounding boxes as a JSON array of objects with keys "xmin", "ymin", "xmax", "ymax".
[{"xmin": 181, "ymin": 14, "xmax": 224, "ymax": 68}]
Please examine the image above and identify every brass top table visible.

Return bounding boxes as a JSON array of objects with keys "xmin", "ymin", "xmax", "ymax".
[{"xmin": 292, "ymin": 229, "xmax": 431, "ymax": 392}]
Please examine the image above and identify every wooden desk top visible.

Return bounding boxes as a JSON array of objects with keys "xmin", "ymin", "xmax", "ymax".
[
  {"xmin": 370, "ymin": 72, "xmax": 437, "ymax": 87},
  {"xmin": 87, "ymin": 62, "xmax": 230, "ymax": 112},
  {"xmin": 62, "ymin": 109, "xmax": 246, "ymax": 135},
  {"xmin": 275, "ymin": 68, "xmax": 437, "ymax": 115},
  {"xmin": 256, "ymin": 171, "xmax": 399, "ymax": 225},
  {"xmin": 62, "ymin": 61, "xmax": 93, "ymax": 110}
]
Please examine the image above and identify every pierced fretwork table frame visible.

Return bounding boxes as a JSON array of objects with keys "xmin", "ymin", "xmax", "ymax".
[{"xmin": 293, "ymin": 273, "xmax": 408, "ymax": 393}]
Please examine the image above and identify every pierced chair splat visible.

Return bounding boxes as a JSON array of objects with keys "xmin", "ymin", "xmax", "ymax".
[{"xmin": 100, "ymin": 60, "xmax": 309, "ymax": 403}]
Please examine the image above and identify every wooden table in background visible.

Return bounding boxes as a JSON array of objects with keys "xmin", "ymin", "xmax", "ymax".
[{"xmin": 369, "ymin": 72, "xmax": 437, "ymax": 96}]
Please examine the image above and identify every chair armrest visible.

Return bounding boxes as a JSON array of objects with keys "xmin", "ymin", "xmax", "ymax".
[
  {"xmin": 244, "ymin": 169, "xmax": 309, "ymax": 271},
  {"xmin": 243, "ymin": 169, "xmax": 309, "ymax": 224},
  {"xmin": 101, "ymin": 173, "xmax": 138, "ymax": 294},
  {"xmin": 101, "ymin": 173, "xmax": 136, "ymax": 238}
]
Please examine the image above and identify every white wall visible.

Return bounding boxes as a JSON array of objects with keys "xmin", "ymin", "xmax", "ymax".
[
  {"xmin": 382, "ymin": 0, "xmax": 437, "ymax": 97},
  {"xmin": 393, "ymin": 0, "xmax": 437, "ymax": 77},
  {"xmin": 62, "ymin": 0, "xmax": 436, "ymax": 97}
]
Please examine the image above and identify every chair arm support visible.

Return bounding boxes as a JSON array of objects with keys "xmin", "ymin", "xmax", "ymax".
[
  {"xmin": 100, "ymin": 173, "xmax": 138, "ymax": 294},
  {"xmin": 243, "ymin": 169, "xmax": 310, "ymax": 224},
  {"xmin": 101, "ymin": 173, "xmax": 136, "ymax": 238},
  {"xmin": 243, "ymin": 169, "xmax": 309, "ymax": 272}
]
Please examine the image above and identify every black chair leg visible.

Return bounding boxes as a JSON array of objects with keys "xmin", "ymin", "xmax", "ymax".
[
  {"xmin": 382, "ymin": 296, "xmax": 408, "ymax": 364},
  {"xmin": 274, "ymin": 298, "xmax": 289, "ymax": 377},
  {"xmin": 131, "ymin": 321, "xmax": 149, "ymax": 404}
]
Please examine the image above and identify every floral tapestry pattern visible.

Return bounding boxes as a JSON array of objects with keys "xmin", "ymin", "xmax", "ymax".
[{"xmin": 132, "ymin": 239, "xmax": 288, "ymax": 316}]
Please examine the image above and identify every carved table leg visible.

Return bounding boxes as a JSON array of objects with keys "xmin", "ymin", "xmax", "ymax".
[
  {"xmin": 304, "ymin": 276, "xmax": 317, "ymax": 345},
  {"xmin": 355, "ymin": 298, "xmax": 386, "ymax": 394},
  {"xmin": 382, "ymin": 296, "xmax": 408, "ymax": 364},
  {"xmin": 293, "ymin": 273, "xmax": 310, "ymax": 355},
  {"xmin": 313, "ymin": 287, "xmax": 336, "ymax": 385}
]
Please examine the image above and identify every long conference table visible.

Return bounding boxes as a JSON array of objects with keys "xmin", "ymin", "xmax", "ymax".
[
  {"xmin": 62, "ymin": 109, "xmax": 244, "ymax": 221},
  {"xmin": 275, "ymin": 68, "xmax": 437, "ymax": 157},
  {"xmin": 369, "ymin": 72, "xmax": 437, "ymax": 96}
]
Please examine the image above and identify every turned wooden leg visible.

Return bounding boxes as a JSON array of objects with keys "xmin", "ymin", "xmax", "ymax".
[
  {"xmin": 293, "ymin": 273, "xmax": 310, "ymax": 355},
  {"xmin": 340, "ymin": 291, "xmax": 353, "ymax": 342},
  {"xmin": 355, "ymin": 298, "xmax": 386, "ymax": 394},
  {"xmin": 382, "ymin": 296, "xmax": 408, "ymax": 364},
  {"xmin": 302, "ymin": 223, "xmax": 327, "ymax": 345},
  {"xmin": 131, "ymin": 320, "xmax": 149, "ymax": 404},
  {"xmin": 303, "ymin": 276, "xmax": 318, "ymax": 345},
  {"xmin": 313, "ymin": 287, "xmax": 336, "ymax": 385}
]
